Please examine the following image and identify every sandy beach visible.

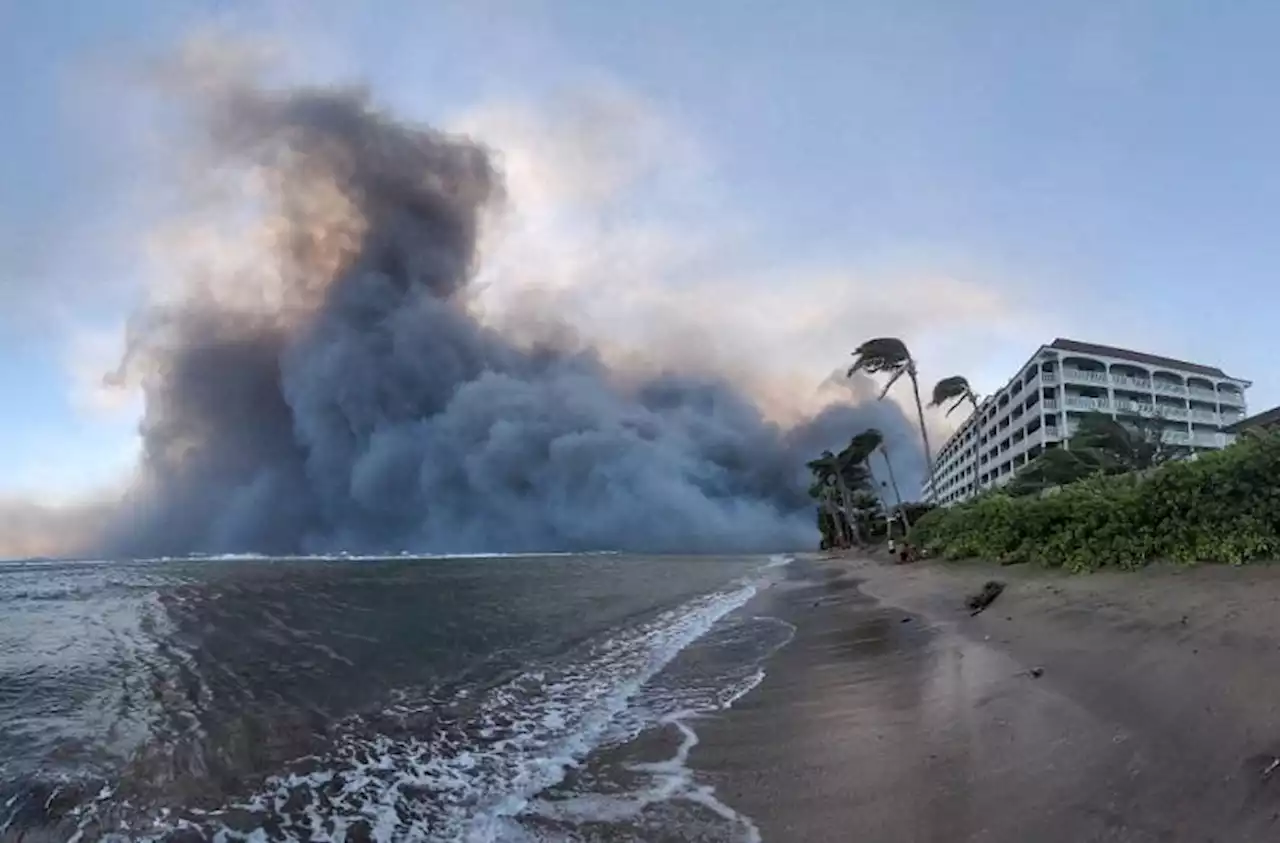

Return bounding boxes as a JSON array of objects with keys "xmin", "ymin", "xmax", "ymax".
[{"xmin": 692, "ymin": 555, "xmax": 1280, "ymax": 842}]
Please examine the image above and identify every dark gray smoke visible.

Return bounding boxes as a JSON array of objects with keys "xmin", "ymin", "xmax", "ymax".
[{"xmin": 100, "ymin": 76, "xmax": 924, "ymax": 558}]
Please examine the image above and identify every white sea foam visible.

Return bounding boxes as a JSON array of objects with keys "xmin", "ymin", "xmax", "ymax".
[
  {"xmin": 529, "ymin": 613, "xmax": 795, "ymax": 841},
  {"xmin": 529, "ymin": 712, "xmax": 762, "ymax": 842},
  {"xmin": 92, "ymin": 576, "xmax": 765, "ymax": 842},
  {"xmin": 763, "ymin": 553, "xmax": 795, "ymax": 569}
]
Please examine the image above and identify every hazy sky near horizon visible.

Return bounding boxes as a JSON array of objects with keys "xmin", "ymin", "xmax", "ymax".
[{"xmin": 2, "ymin": 0, "xmax": 1277, "ymax": 502}]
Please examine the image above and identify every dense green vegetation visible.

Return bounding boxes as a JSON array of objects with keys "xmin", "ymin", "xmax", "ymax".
[
  {"xmin": 1004, "ymin": 412, "xmax": 1189, "ymax": 498},
  {"xmin": 915, "ymin": 428, "xmax": 1280, "ymax": 571}
]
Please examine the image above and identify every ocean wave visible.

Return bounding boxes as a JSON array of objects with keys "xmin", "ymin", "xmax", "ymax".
[
  {"xmin": 531, "ymin": 711, "xmax": 763, "ymax": 842},
  {"xmin": 525, "ymin": 611, "xmax": 796, "ymax": 841},
  {"xmin": 66, "ymin": 578, "xmax": 763, "ymax": 842}
]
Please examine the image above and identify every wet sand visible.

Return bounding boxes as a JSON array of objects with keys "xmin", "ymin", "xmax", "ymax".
[{"xmin": 693, "ymin": 556, "xmax": 1280, "ymax": 842}]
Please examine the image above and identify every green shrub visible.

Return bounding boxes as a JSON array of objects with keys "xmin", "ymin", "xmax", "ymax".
[{"xmin": 914, "ymin": 430, "xmax": 1280, "ymax": 570}]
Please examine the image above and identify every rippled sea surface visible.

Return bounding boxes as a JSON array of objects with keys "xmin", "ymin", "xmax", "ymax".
[{"xmin": 0, "ymin": 554, "xmax": 792, "ymax": 842}]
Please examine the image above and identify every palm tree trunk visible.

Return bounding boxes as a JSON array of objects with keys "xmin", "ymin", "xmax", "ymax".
[
  {"xmin": 819, "ymin": 494, "xmax": 842, "ymax": 548},
  {"xmin": 822, "ymin": 490, "xmax": 848, "ymax": 548},
  {"xmin": 828, "ymin": 495, "xmax": 851, "ymax": 548},
  {"xmin": 833, "ymin": 474, "xmax": 862, "ymax": 547},
  {"xmin": 862, "ymin": 456, "xmax": 895, "ymax": 542},
  {"xmin": 907, "ymin": 368, "xmax": 936, "ymax": 499},
  {"xmin": 877, "ymin": 446, "xmax": 911, "ymax": 538}
]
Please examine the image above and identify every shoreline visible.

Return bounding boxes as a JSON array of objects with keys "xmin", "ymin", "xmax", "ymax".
[{"xmin": 688, "ymin": 554, "xmax": 1280, "ymax": 841}]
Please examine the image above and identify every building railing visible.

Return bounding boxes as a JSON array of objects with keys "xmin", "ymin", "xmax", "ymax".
[
  {"xmin": 1153, "ymin": 380, "xmax": 1188, "ymax": 396},
  {"xmin": 1058, "ymin": 368, "xmax": 1244, "ymax": 403},
  {"xmin": 1162, "ymin": 430, "xmax": 1193, "ymax": 445},
  {"xmin": 1062, "ymin": 367, "xmax": 1109, "ymax": 385},
  {"xmin": 1064, "ymin": 395, "xmax": 1110, "ymax": 411},
  {"xmin": 1112, "ymin": 374, "xmax": 1153, "ymax": 390},
  {"xmin": 1042, "ymin": 398, "xmax": 1059, "ymax": 411},
  {"xmin": 1187, "ymin": 387, "xmax": 1218, "ymax": 402},
  {"xmin": 1113, "ymin": 399, "xmax": 1156, "ymax": 415},
  {"xmin": 1189, "ymin": 409, "xmax": 1219, "ymax": 423}
]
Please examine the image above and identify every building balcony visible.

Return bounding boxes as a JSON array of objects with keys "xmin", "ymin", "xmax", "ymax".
[
  {"xmin": 1193, "ymin": 431, "xmax": 1224, "ymax": 447},
  {"xmin": 1111, "ymin": 374, "xmax": 1153, "ymax": 391},
  {"xmin": 1162, "ymin": 430, "xmax": 1193, "ymax": 445},
  {"xmin": 1042, "ymin": 398, "xmax": 1059, "ymax": 411},
  {"xmin": 1064, "ymin": 395, "xmax": 1110, "ymax": 411},
  {"xmin": 1062, "ymin": 367, "xmax": 1109, "ymax": 385},
  {"xmin": 1153, "ymin": 381, "xmax": 1188, "ymax": 396},
  {"xmin": 1113, "ymin": 399, "xmax": 1156, "ymax": 415},
  {"xmin": 1187, "ymin": 387, "xmax": 1218, "ymax": 402},
  {"xmin": 1156, "ymin": 406, "xmax": 1190, "ymax": 421},
  {"xmin": 1189, "ymin": 409, "xmax": 1219, "ymax": 423},
  {"xmin": 1057, "ymin": 369, "xmax": 1241, "ymax": 406}
]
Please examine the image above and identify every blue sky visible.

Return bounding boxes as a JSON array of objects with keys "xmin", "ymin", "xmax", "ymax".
[{"xmin": 3, "ymin": 0, "xmax": 1279, "ymax": 502}]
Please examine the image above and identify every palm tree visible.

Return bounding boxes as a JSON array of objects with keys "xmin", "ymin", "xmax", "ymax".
[
  {"xmin": 843, "ymin": 428, "xmax": 909, "ymax": 539},
  {"xmin": 807, "ymin": 452, "xmax": 850, "ymax": 547},
  {"xmin": 849, "ymin": 337, "xmax": 935, "ymax": 492},
  {"xmin": 844, "ymin": 429, "xmax": 916, "ymax": 539},
  {"xmin": 807, "ymin": 450, "xmax": 869, "ymax": 547},
  {"xmin": 845, "ymin": 428, "xmax": 884, "ymax": 461},
  {"xmin": 877, "ymin": 449, "xmax": 911, "ymax": 538},
  {"xmin": 930, "ymin": 375, "xmax": 980, "ymax": 417},
  {"xmin": 846, "ymin": 489, "xmax": 885, "ymax": 540},
  {"xmin": 808, "ymin": 476, "xmax": 844, "ymax": 548}
]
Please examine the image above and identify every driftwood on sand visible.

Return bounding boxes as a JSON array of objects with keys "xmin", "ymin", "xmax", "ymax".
[{"xmin": 966, "ymin": 580, "xmax": 1005, "ymax": 616}]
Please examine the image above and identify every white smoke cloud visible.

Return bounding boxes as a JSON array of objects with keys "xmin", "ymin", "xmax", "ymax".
[{"xmin": 449, "ymin": 84, "xmax": 1049, "ymax": 428}]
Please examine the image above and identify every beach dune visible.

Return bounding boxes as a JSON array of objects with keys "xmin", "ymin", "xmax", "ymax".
[{"xmin": 694, "ymin": 556, "xmax": 1280, "ymax": 842}]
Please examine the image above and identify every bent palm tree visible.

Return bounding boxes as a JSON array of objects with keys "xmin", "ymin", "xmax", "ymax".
[
  {"xmin": 809, "ymin": 449, "xmax": 872, "ymax": 547},
  {"xmin": 808, "ymin": 477, "xmax": 844, "ymax": 548},
  {"xmin": 930, "ymin": 375, "xmax": 979, "ymax": 417},
  {"xmin": 845, "ymin": 428, "xmax": 910, "ymax": 539},
  {"xmin": 849, "ymin": 337, "xmax": 935, "ymax": 493},
  {"xmin": 878, "ymin": 445, "xmax": 910, "ymax": 537},
  {"xmin": 845, "ymin": 428, "xmax": 884, "ymax": 462},
  {"xmin": 807, "ymin": 452, "xmax": 854, "ymax": 547}
]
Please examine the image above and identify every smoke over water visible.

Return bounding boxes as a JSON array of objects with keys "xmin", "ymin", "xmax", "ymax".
[{"xmin": 88, "ymin": 64, "xmax": 923, "ymax": 559}]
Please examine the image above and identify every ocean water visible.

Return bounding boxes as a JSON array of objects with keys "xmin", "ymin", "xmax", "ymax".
[{"xmin": 0, "ymin": 553, "xmax": 794, "ymax": 842}]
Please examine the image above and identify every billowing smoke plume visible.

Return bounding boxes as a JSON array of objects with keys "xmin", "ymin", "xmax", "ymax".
[{"xmin": 94, "ymin": 68, "xmax": 924, "ymax": 558}]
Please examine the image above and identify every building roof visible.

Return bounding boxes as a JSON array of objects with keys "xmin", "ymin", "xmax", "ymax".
[
  {"xmin": 1223, "ymin": 405, "xmax": 1280, "ymax": 434},
  {"xmin": 1048, "ymin": 338, "xmax": 1233, "ymax": 379}
]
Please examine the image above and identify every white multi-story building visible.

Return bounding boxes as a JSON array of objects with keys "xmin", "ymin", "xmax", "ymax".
[{"xmin": 923, "ymin": 338, "xmax": 1250, "ymax": 505}]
